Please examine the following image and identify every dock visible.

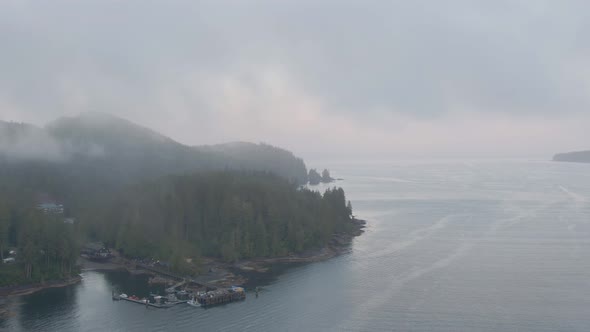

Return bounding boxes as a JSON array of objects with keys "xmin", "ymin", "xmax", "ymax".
[
  {"xmin": 113, "ymin": 292, "xmax": 186, "ymax": 308},
  {"xmin": 195, "ymin": 287, "xmax": 246, "ymax": 307},
  {"xmin": 119, "ymin": 296, "xmax": 181, "ymax": 308}
]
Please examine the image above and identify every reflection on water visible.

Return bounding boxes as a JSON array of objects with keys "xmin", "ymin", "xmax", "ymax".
[{"xmin": 1, "ymin": 160, "xmax": 590, "ymax": 331}]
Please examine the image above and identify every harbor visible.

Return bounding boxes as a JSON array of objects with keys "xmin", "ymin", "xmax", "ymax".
[
  {"xmin": 109, "ymin": 261, "xmax": 247, "ymax": 309},
  {"xmin": 112, "ymin": 286, "xmax": 246, "ymax": 309}
]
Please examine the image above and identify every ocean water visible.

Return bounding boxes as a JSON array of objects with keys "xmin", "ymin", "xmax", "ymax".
[{"xmin": 2, "ymin": 159, "xmax": 590, "ymax": 331}]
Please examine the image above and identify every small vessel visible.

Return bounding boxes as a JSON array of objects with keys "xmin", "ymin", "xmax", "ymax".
[{"xmin": 186, "ymin": 299, "xmax": 201, "ymax": 307}]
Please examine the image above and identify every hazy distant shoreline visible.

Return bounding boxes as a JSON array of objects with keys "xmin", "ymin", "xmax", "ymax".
[{"xmin": 553, "ymin": 150, "xmax": 590, "ymax": 163}]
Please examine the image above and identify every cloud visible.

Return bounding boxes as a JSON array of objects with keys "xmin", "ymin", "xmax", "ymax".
[
  {"xmin": 0, "ymin": 119, "xmax": 105, "ymax": 162},
  {"xmin": 1, "ymin": 0, "xmax": 589, "ymax": 158},
  {"xmin": 0, "ymin": 122, "xmax": 65, "ymax": 162}
]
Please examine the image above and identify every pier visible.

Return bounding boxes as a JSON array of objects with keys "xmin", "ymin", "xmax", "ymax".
[{"xmin": 195, "ymin": 287, "xmax": 246, "ymax": 307}]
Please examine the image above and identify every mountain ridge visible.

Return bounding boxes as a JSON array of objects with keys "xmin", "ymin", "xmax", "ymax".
[
  {"xmin": 1, "ymin": 112, "xmax": 308, "ymax": 184},
  {"xmin": 0, "ymin": 113, "xmax": 309, "ymax": 217}
]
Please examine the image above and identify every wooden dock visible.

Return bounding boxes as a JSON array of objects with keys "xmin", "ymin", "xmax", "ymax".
[
  {"xmin": 196, "ymin": 287, "xmax": 246, "ymax": 307},
  {"xmin": 113, "ymin": 290, "xmax": 187, "ymax": 309},
  {"xmin": 114, "ymin": 295, "xmax": 186, "ymax": 308}
]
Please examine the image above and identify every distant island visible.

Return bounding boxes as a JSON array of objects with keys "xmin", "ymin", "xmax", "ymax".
[
  {"xmin": 0, "ymin": 113, "xmax": 362, "ymax": 293},
  {"xmin": 553, "ymin": 150, "xmax": 590, "ymax": 163}
]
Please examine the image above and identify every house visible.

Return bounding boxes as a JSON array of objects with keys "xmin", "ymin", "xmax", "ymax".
[
  {"xmin": 3, "ymin": 257, "xmax": 15, "ymax": 264},
  {"xmin": 37, "ymin": 202, "xmax": 64, "ymax": 214},
  {"xmin": 81, "ymin": 242, "xmax": 113, "ymax": 261}
]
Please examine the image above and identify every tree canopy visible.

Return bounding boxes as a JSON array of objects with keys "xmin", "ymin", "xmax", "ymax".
[{"xmin": 95, "ymin": 171, "xmax": 355, "ymax": 263}]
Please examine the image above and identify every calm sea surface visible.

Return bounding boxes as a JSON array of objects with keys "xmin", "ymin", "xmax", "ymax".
[{"xmin": 2, "ymin": 160, "xmax": 590, "ymax": 331}]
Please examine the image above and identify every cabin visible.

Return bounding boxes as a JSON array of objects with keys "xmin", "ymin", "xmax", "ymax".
[
  {"xmin": 81, "ymin": 242, "xmax": 114, "ymax": 261},
  {"xmin": 37, "ymin": 202, "xmax": 64, "ymax": 214}
]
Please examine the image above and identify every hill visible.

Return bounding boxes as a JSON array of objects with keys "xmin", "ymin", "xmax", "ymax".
[
  {"xmin": 195, "ymin": 142, "xmax": 308, "ymax": 185},
  {"xmin": 0, "ymin": 113, "xmax": 309, "ymax": 203},
  {"xmin": 553, "ymin": 150, "xmax": 590, "ymax": 163},
  {"xmin": 0, "ymin": 113, "xmax": 358, "ymax": 281},
  {"xmin": 0, "ymin": 113, "xmax": 311, "ymax": 240}
]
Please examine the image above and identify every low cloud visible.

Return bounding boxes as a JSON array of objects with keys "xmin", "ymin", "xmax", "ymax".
[
  {"xmin": 1, "ymin": 1, "xmax": 590, "ymax": 158},
  {"xmin": 0, "ymin": 121, "xmax": 105, "ymax": 162},
  {"xmin": 0, "ymin": 123, "xmax": 65, "ymax": 162}
]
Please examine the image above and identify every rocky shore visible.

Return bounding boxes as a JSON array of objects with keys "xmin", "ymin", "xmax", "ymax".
[
  {"xmin": 0, "ymin": 276, "xmax": 82, "ymax": 297},
  {"xmin": 233, "ymin": 218, "xmax": 366, "ymax": 274},
  {"xmin": 93, "ymin": 218, "xmax": 365, "ymax": 288},
  {"xmin": 2, "ymin": 218, "xmax": 366, "ymax": 296}
]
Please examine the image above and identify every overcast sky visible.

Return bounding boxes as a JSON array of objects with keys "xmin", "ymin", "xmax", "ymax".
[{"xmin": 1, "ymin": 1, "xmax": 589, "ymax": 159}]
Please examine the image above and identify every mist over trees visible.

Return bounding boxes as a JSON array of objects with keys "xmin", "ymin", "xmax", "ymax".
[
  {"xmin": 0, "ymin": 113, "xmax": 311, "ymax": 218},
  {"xmin": 0, "ymin": 113, "xmax": 356, "ymax": 280},
  {"xmin": 195, "ymin": 141, "xmax": 308, "ymax": 185}
]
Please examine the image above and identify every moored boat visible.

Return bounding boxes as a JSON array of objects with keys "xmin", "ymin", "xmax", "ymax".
[{"xmin": 186, "ymin": 299, "xmax": 201, "ymax": 307}]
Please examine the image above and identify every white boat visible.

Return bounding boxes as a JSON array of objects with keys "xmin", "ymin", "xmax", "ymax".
[{"xmin": 186, "ymin": 299, "xmax": 201, "ymax": 307}]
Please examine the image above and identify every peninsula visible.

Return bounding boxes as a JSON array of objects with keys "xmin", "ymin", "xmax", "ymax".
[{"xmin": 0, "ymin": 113, "xmax": 364, "ymax": 294}]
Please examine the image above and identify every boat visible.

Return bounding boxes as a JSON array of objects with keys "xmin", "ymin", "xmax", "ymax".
[{"xmin": 186, "ymin": 299, "xmax": 201, "ymax": 307}]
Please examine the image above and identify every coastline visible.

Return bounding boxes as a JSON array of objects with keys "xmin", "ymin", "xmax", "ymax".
[
  {"xmin": 234, "ymin": 218, "xmax": 366, "ymax": 274},
  {"xmin": 0, "ymin": 276, "xmax": 82, "ymax": 298},
  {"xmin": 2, "ymin": 218, "xmax": 367, "ymax": 295},
  {"xmin": 92, "ymin": 218, "xmax": 365, "ymax": 288}
]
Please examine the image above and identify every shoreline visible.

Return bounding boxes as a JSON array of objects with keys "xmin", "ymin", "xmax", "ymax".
[
  {"xmin": 85, "ymin": 218, "xmax": 366, "ymax": 288},
  {"xmin": 0, "ymin": 276, "xmax": 82, "ymax": 298},
  {"xmin": 229, "ymin": 218, "xmax": 366, "ymax": 279},
  {"xmin": 3, "ymin": 218, "xmax": 367, "ymax": 295}
]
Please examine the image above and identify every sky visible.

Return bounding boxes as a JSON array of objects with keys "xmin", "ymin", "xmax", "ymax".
[{"xmin": 1, "ymin": 0, "xmax": 589, "ymax": 159}]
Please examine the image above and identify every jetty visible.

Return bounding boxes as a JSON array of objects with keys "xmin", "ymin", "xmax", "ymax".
[
  {"xmin": 112, "ymin": 284, "xmax": 246, "ymax": 309},
  {"xmin": 113, "ymin": 292, "xmax": 186, "ymax": 308}
]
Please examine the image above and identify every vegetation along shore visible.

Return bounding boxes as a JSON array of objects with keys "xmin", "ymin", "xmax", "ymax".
[{"xmin": 0, "ymin": 113, "xmax": 365, "ymax": 295}]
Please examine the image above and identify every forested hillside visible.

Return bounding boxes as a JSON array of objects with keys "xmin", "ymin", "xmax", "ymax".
[
  {"xmin": 0, "ymin": 196, "xmax": 78, "ymax": 286},
  {"xmin": 196, "ymin": 142, "xmax": 308, "ymax": 185},
  {"xmin": 0, "ymin": 113, "xmax": 356, "ymax": 281},
  {"xmin": 96, "ymin": 172, "xmax": 354, "ymax": 264},
  {"xmin": 2, "ymin": 113, "xmax": 308, "ymax": 190},
  {"xmin": 0, "ymin": 113, "xmax": 310, "ymax": 219}
]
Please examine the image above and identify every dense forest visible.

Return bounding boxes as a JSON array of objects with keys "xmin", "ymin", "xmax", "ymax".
[
  {"xmin": 0, "ymin": 113, "xmax": 356, "ymax": 283},
  {"xmin": 93, "ymin": 172, "xmax": 354, "ymax": 267},
  {"xmin": 0, "ymin": 197, "xmax": 78, "ymax": 286}
]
